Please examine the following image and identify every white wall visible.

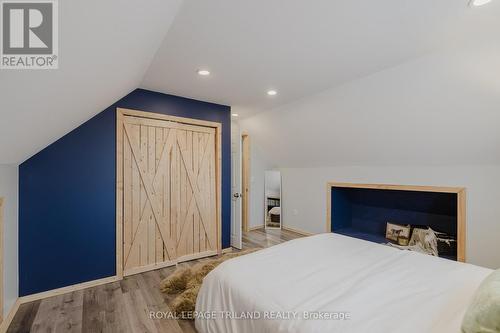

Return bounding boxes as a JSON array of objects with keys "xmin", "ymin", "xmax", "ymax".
[
  {"xmin": 0, "ymin": 165, "xmax": 18, "ymax": 317},
  {"xmin": 281, "ymin": 166, "xmax": 500, "ymax": 269},
  {"xmin": 240, "ymin": 42, "xmax": 500, "ymax": 269},
  {"xmin": 239, "ymin": 44, "xmax": 500, "ymax": 167}
]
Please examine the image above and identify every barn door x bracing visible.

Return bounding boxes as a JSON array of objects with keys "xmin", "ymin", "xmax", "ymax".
[{"xmin": 117, "ymin": 109, "xmax": 221, "ymax": 276}]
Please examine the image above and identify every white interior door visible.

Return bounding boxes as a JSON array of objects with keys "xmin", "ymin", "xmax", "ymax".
[{"xmin": 231, "ymin": 121, "xmax": 243, "ymax": 249}]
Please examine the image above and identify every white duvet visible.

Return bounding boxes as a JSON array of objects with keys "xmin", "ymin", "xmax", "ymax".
[{"xmin": 195, "ymin": 233, "xmax": 491, "ymax": 333}]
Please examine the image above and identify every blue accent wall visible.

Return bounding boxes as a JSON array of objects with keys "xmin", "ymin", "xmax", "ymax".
[{"xmin": 19, "ymin": 89, "xmax": 231, "ymax": 296}]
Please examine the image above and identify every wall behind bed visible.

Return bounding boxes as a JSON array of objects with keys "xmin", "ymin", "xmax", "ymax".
[
  {"xmin": 280, "ymin": 166, "xmax": 500, "ymax": 268},
  {"xmin": 240, "ymin": 44, "xmax": 500, "ymax": 269},
  {"xmin": 19, "ymin": 89, "xmax": 231, "ymax": 296}
]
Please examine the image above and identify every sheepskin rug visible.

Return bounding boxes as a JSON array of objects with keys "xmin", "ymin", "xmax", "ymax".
[{"xmin": 160, "ymin": 249, "xmax": 258, "ymax": 317}]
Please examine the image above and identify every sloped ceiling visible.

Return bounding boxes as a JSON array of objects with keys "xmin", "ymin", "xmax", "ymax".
[
  {"xmin": 2, "ymin": 0, "xmax": 500, "ymax": 165},
  {"xmin": 240, "ymin": 42, "xmax": 500, "ymax": 166},
  {"xmin": 141, "ymin": 0, "xmax": 498, "ymax": 117},
  {"xmin": 0, "ymin": 0, "xmax": 183, "ymax": 164}
]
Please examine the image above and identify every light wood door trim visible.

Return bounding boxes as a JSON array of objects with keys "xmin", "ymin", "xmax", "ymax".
[
  {"xmin": 241, "ymin": 134, "xmax": 250, "ymax": 232},
  {"xmin": 118, "ymin": 108, "xmax": 222, "ymax": 129},
  {"xmin": 326, "ymin": 182, "xmax": 467, "ymax": 262},
  {"xmin": 116, "ymin": 108, "xmax": 222, "ymax": 277},
  {"xmin": 327, "ymin": 182, "xmax": 466, "ymax": 194},
  {"xmin": 116, "ymin": 111, "xmax": 124, "ymax": 278}
]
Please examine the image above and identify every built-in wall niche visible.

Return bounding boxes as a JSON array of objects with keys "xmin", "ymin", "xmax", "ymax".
[{"xmin": 326, "ymin": 183, "xmax": 466, "ymax": 262}]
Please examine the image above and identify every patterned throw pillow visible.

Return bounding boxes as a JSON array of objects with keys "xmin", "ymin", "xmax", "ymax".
[{"xmin": 409, "ymin": 227, "xmax": 438, "ymax": 257}]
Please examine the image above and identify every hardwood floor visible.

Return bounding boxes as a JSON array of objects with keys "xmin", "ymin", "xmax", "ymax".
[{"xmin": 7, "ymin": 228, "xmax": 303, "ymax": 333}]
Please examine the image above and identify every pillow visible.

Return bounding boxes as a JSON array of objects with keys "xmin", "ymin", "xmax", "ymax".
[
  {"xmin": 462, "ymin": 269, "xmax": 500, "ymax": 333},
  {"xmin": 434, "ymin": 231, "xmax": 457, "ymax": 256},
  {"xmin": 409, "ymin": 227, "xmax": 438, "ymax": 257}
]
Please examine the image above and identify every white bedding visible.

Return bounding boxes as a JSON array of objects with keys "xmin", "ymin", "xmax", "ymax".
[{"xmin": 195, "ymin": 233, "xmax": 491, "ymax": 333}]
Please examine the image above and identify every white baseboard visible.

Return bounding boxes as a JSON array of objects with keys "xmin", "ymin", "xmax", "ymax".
[
  {"xmin": 282, "ymin": 226, "xmax": 315, "ymax": 236},
  {"xmin": 248, "ymin": 225, "xmax": 265, "ymax": 231}
]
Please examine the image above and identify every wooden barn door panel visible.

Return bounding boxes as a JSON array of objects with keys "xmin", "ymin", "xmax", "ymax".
[
  {"xmin": 119, "ymin": 112, "xmax": 218, "ymax": 276},
  {"xmin": 176, "ymin": 124, "xmax": 217, "ymax": 261},
  {"xmin": 122, "ymin": 116, "xmax": 177, "ymax": 275}
]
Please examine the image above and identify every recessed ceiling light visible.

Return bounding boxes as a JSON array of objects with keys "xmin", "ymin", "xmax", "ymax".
[
  {"xmin": 197, "ymin": 69, "xmax": 210, "ymax": 76},
  {"xmin": 267, "ymin": 90, "xmax": 277, "ymax": 96},
  {"xmin": 232, "ymin": 113, "xmax": 239, "ymax": 117},
  {"xmin": 470, "ymin": 0, "xmax": 492, "ymax": 6}
]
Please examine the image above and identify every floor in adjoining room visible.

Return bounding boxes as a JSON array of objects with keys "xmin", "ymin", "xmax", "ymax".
[{"xmin": 7, "ymin": 228, "xmax": 304, "ymax": 333}]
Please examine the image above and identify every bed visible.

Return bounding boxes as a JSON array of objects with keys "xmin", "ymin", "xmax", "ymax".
[{"xmin": 195, "ymin": 233, "xmax": 492, "ymax": 333}]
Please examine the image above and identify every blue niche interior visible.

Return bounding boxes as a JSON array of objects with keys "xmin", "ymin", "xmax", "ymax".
[{"xmin": 331, "ymin": 187, "xmax": 458, "ymax": 260}]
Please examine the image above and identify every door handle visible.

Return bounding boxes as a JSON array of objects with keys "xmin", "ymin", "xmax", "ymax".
[{"xmin": 233, "ymin": 193, "xmax": 242, "ymax": 198}]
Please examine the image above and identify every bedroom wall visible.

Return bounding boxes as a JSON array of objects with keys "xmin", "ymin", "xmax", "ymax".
[
  {"xmin": 240, "ymin": 43, "xmax": 500, "ymax": 268},
  {"xmin": 281, "ymin": 166, "xmax": 500, "ymax": 268},
  {"xmin": 239, "ymin": 44, "xmax": 500, "ymax": 167},
  {"xmin": 0, "ymin": 165, "xmax": 18, "ymax": 318},
  {"xmin": 19, "ymin": 89, "xmax": 231, "ymax": 296}
]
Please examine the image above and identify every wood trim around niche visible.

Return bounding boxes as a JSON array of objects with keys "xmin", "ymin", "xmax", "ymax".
[{"xmin": 326, "ymin": 182, "xmax": 466, "ymax": 262}]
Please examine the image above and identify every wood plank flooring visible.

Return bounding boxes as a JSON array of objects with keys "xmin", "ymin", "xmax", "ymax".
[{"xmin": 7, "ymin": 228, "xmax": 303, "ymax": 333}]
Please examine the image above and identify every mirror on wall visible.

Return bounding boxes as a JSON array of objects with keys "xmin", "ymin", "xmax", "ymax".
[{"xmin": 265, "ymin": 170, "xmax": 281, "ymax": 229}]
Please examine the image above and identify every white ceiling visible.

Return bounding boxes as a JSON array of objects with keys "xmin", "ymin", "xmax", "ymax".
[
  {"xmin": 1, "ymin": 0, "xmax": 500, "ymax": 164},
  {"xmin": 0, "ymin": 0, "xmax": 182, "ymax": 164},
  {"xmin": 240, "ymin": 42, "xmax": 500, "ymax": 166},
  {"xmin": 141, "ymin": 0, "xmax": 496, "ymax": 117}
]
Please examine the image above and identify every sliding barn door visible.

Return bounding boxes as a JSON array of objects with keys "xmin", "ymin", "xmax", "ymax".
[
  {"xmin": 175, "ymin": 124, "xmax": 217, "ymax": 260},
  {"xmin": 120, "ymin": 114, "xmax": 218, "ymax": 275}
]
